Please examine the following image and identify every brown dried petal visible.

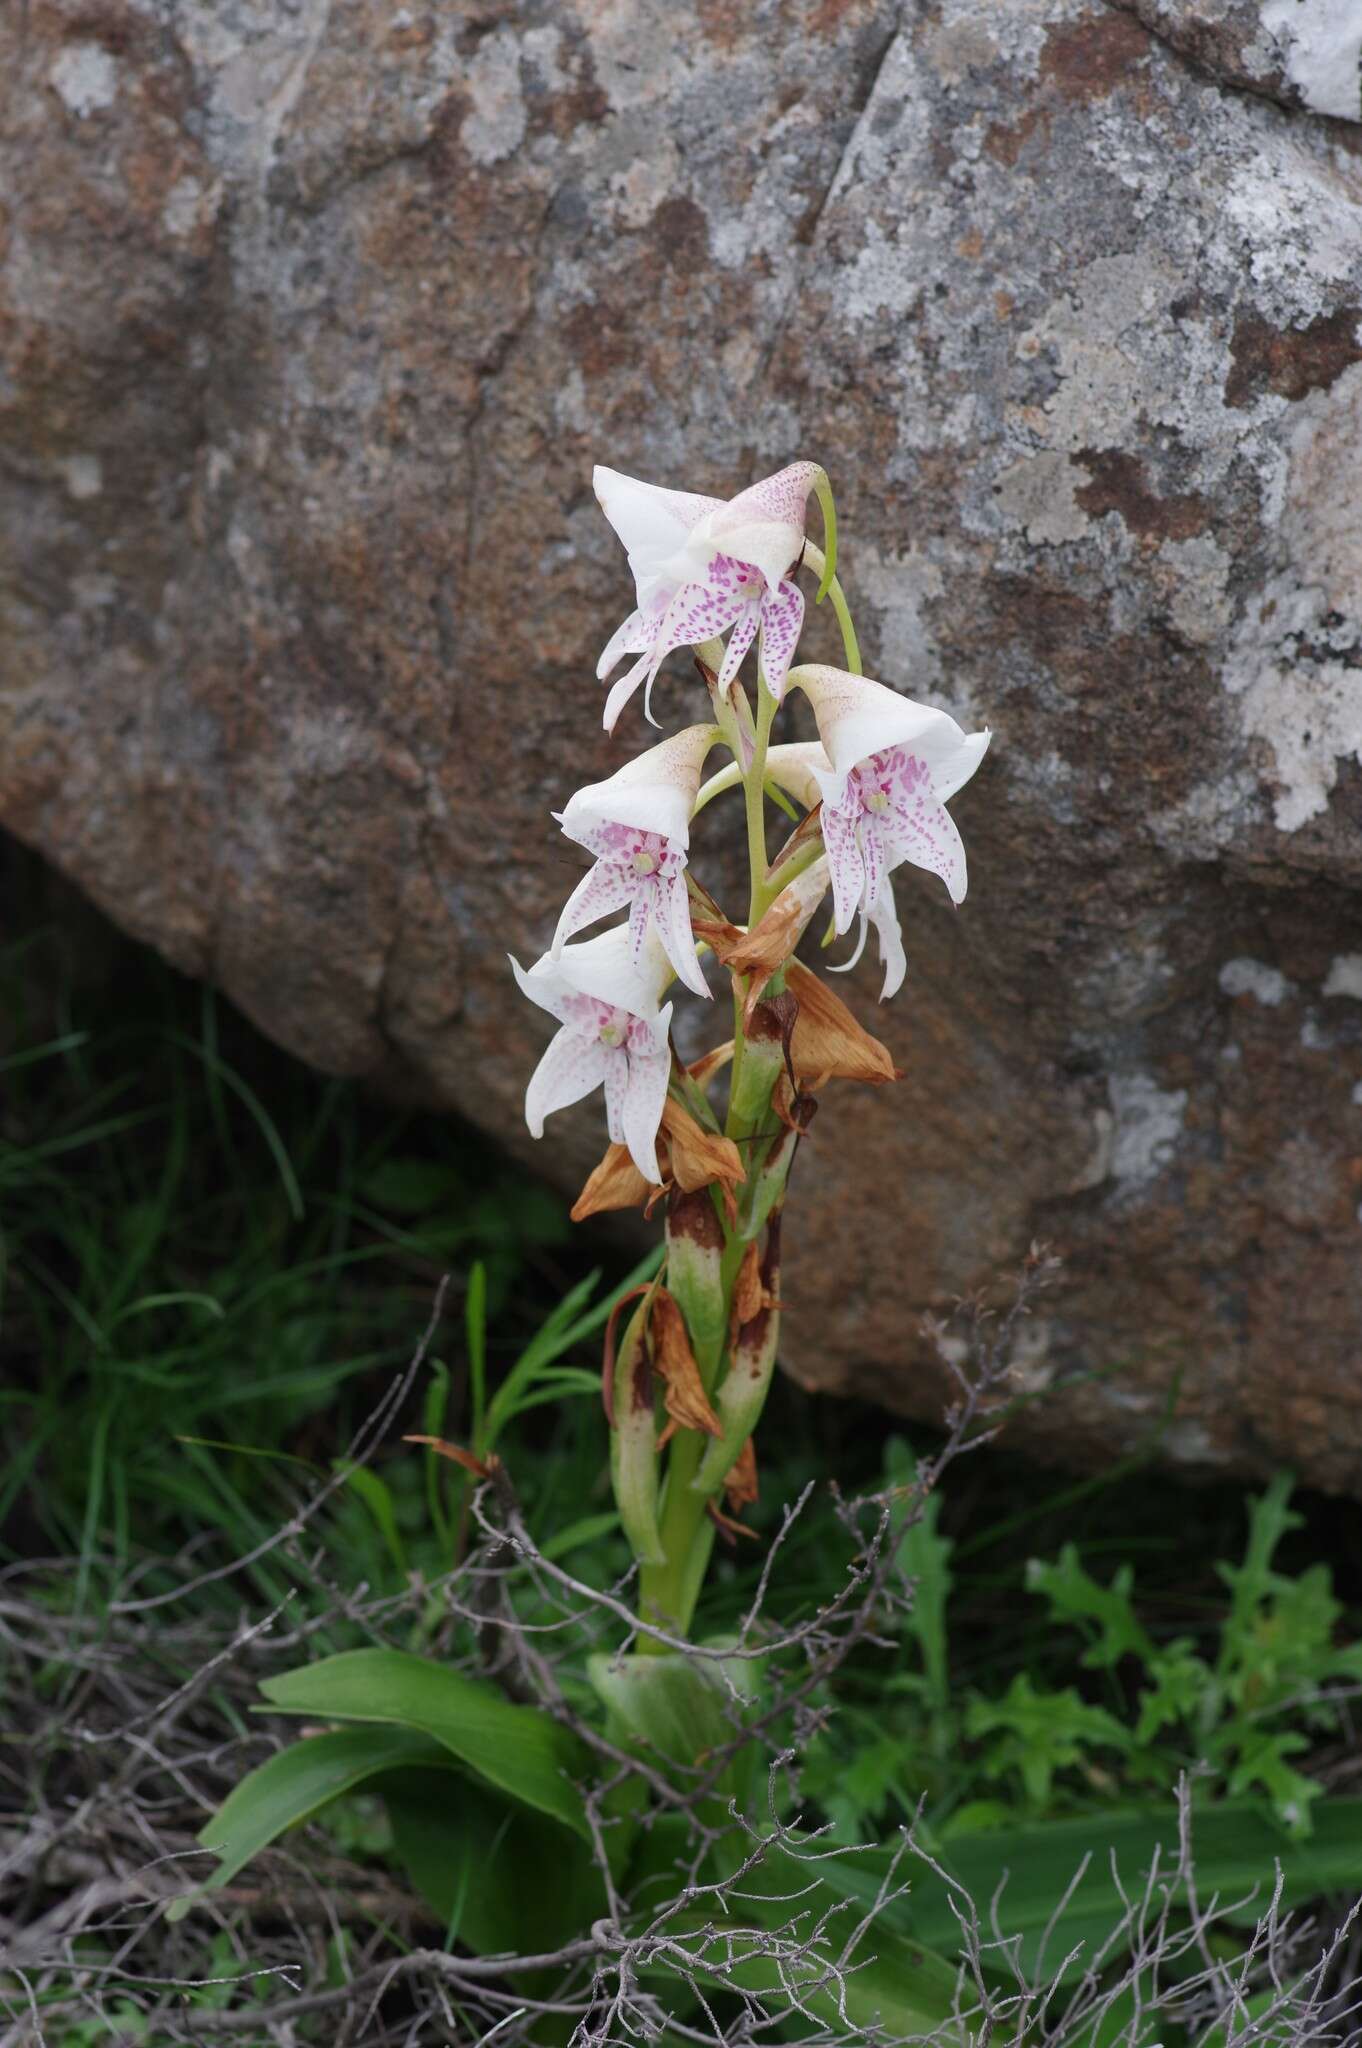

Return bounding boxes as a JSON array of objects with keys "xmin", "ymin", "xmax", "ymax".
[
  {"xmin": 661, "ymin": 1096, "xmax": 746, "ymax": 1200},
  {"xmin": 571, "ymin": 1142, "xmax": 656, "ymax": 1222},
  {"xmin": 733, "ymin": 1241, "xmax": 763, "ymax": 1328},
  {"xmin": 724, "ymin": 1437, "xmax": 759, "ymax": 1513},
  {"xmin": 651, "ymin": 1287, "xmax": 722, "ymax": 1445},
  {"xmin": 786, "ymin": 960, "xmax": 899, "ymax": 1086}
]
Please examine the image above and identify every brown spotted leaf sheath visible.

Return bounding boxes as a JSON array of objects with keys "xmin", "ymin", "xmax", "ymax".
[
  {"xmin": 692, "ymin": 1214, "xmax": 783, "ymax": 1497},
  {"xmin": 665, "ymin": 1186, "xmax": 727, "ymax": 1382},
  {"xmin": 609, "ymin": 1295, "xmax": 666, "ymax": 1566},
  {"xmin": 651, "ymin": 1286, "xmax": 723, "ymax": 1448}
]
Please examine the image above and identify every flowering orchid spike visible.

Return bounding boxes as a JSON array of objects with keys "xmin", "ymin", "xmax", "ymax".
[
  {"xmin": 593, "ymin": 460, "xmax": 828, "ymax": 727},
  {"xmin": 790, "ymin": 662, "xmax": 990, "ymax": 976},
  {"xmin": 510, "ymin": 927, "xmax": 674, "ymax": 1182},
  {"xmin": 553, "ymin": 725, "xmax": 718, "ymax": 999}
]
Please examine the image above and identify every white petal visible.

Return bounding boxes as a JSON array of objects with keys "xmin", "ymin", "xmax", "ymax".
[
  {"xmin": 553, "ymin": 923, "xmax": 672, "ymax": 1015},
  {"xmin": 707, "ymin": 463, "xmax": 818, "ymax": 593},
  {"xmin": 763, "ymin": 741, "xmax": 834, "ymax": 812},
  {"xmin": 757, "ymin": 578, "xmax": 805, "ymax": 701},
  {"xmin": 551, "ymin": 862, "xmax": 636, "ymax": 955},
  {"xmin": 657, "ymin": 869, "xmax": 711, "ymax": 998},
  {"xmin": 525, "ymin": 1026, "xmax": 609, "ymax": 1138},
  {"xmin": 792, "ymin": 665, "xmax": 981, "ymax": 783},
  {"xmin": 716, "ymin": 600, "xmax": 760, "ymax": 690},
  {"xmin": 818, "ymin": 801, "xmax": 866, "ymax": 936},
  {"xmin": 594, "ymin": 466, "xmax": 721, "ymax": 612},
  {"xmin": 868, "ymin": 879, "xmax": 907, "ymax": 1000},
  {"xmin": 621, "ymin": 1016, "xmax": 673, "ymax": 1183},
  {"xmin": 597, "ymin": 608, "xmax": 652, "ymax": 682},
  {"xmin": 826, "ymin": 909, "xmax": 870, "ymax": 979},
  {"xmin": 510, "ymin": 951, "xmax": 574, "ymax": 1025},
  {"xmin": 882, "ymin": 792, "xmax": 969, "ymax": 906},
  {"xmin": 559, "ymin": 724, "xmax": 719, "ymax": 849},
  {"xmin": 933, "ymin": 726, "xmax": 992, "ymax": 803},
  {"xmin": 602, "ymin": 650, "xmax": 654, "ymax": 733}
]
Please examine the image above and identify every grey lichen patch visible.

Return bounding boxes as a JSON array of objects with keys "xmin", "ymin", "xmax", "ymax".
[
  {"xmin": 1224, "ymin": 362, "xmax": 1362, "ymax": 831},
  {"xmin": 1107, "ymin": 1072, "xmax": 1189, "ymax": 1188},
  {"xmin": 1260, "ymin": 0, "xmax": 1362, "ymax": 121},
  {"xmin": 1220, "ymin": 957, "xmax": 1293, "ymax": 1004},
  {"xmin": 992, "ymin": 451, "xmax": 1091, "ymax": 545}
]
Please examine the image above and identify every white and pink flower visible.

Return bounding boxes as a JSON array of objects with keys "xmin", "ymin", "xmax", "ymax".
[
  {"xmin": 594, "ymin": 462, "xmax": 827, "ymax": 729},
  {"xmin": 510, "ymin": 927, "xmax": 674, "ymax": 1182},
  {"xmin": 790, "ymin": 666, "xmax": 990, "ymax": 998},
  {"xmin": 553, "ymin": 725, "xmax": 717, "ymax": 998}
]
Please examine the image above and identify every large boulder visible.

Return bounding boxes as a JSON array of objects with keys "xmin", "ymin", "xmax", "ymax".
[{"xmin": 4, "ymin": 0, "xmax": 1362, "ymax": 1489}]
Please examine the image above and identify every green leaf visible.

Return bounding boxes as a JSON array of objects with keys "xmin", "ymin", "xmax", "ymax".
[
  {"xmin": 1132, "ymin": 1641, "xmax": 1212, "ymax": 1744},
  {"xmin": 689, "ymin": 1847, "xmax": 965, "ymax": 2037},
  {"xmin": 381, "ymin": 1766, "xmax": 607, "ymax": 1956},
  {"xmin": 885, "ymin": 1437, "xmax": 954, "ymax": 1722},
  {"xmin": 1026, "ymin": 1543, "xmax": 1156, "ymax": 1669},
  {"xmin": 840, "ymin": 1797, "xmax": 1362, "ymax": 1982},
  {"xmin": 176, "ymin": 1725, "xmax": 449, "ymax": 1913},
  {"xmin": 965, "ymin": 1673, "xmax": 1132, "ymax": 1805},
  {"xmin": 332, "ymin": 1460, "xmax": 407, "ymax": 1576},
  {"xmin": 259, "ymin": 1649, "xmax": 591, "ymax": 1838}
]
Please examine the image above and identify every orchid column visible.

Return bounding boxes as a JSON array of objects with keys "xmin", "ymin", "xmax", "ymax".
[{"xmin": 512, "ymin": 461, "xmax": 990, "ymax": 1645}]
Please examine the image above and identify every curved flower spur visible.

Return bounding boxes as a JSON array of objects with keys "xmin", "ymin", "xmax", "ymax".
[{"xmin": 514, "ymin": 455, "xmax": 991, "ymax": 1646}]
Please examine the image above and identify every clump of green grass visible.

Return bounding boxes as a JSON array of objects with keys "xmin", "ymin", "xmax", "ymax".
[{"xmin": 0, "ymin": 849, "xmax": 588, "ymax": 1601}]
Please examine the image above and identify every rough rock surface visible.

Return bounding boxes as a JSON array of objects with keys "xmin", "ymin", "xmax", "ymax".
[{"xmin": 5, "ymin": 0, "xmax": 1362, "ymax": 1490}]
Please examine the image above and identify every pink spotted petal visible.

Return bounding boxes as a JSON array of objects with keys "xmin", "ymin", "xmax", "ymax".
[
  {"xmin": 627, "ymin": 889, "xmax": 652, "ymax": 967},
  {"xmin": 860, "ymin": 813, "xmax": 885, "ymax": 917},
  {"xmin": 553, "ymin": 861, "xmax": 637, "ymax": 954},
  {"xmin": 882, "ymin": 793, "xmax": 968, "ymax": 905},
  {"xmin": 716, "ymin": 599, "xmax": 760, "ymax": 690},
  {"xmin": 635, "ymin": 571, "xmax": 750, "ymax": 726},
  {"xmin": 657, "ymin": 868, "xmax": 711, "ymax": 998},
  {"xmin": 525, "ymin": 1026, "xmax": 609, "ymax": 1139},
  {"xmin": 621, "ymin": 1039, "xmax": 672, "ymax": 1184},
  {"xmin": 757, "ymin": 579, "xmax": 805, "ymax": 702},
  {"xmin": 709, "ymin": 463, "xmax": 819, "ymax": 593},
  {"xmin": 819, "ymin": 800, "xmax": 866, "ymax": 936}
]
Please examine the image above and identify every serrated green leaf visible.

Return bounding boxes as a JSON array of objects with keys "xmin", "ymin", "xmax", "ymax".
[
  {"xmin": 259, "ymin": 1649, "xmax": 590, "ymax": 1838},
  {"xmin": 1027, "ymin": 1543, "xmax": 1155, "ymax": 1669}
]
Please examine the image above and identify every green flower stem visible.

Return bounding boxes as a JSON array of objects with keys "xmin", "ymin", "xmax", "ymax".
[
  {"xmin": 801, "ymin": 541, "xmax": 862, "ymax": 675},
  {"xmin": 637, "ymin": 687, "xmax": 788, "ymax": 1648},
  {"xmin": 635, "ymin": 1226, "xmax": 750, "ymax": 1647}
]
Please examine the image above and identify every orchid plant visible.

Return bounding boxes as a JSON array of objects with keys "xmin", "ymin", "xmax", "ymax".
[
  {"xmin": 186, "ymin": 458, "xmax": 993, "ymax": 2004},
  {"xmin": 513, "ymin": 460, "xmax": 991, "ymax": 1648}
]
